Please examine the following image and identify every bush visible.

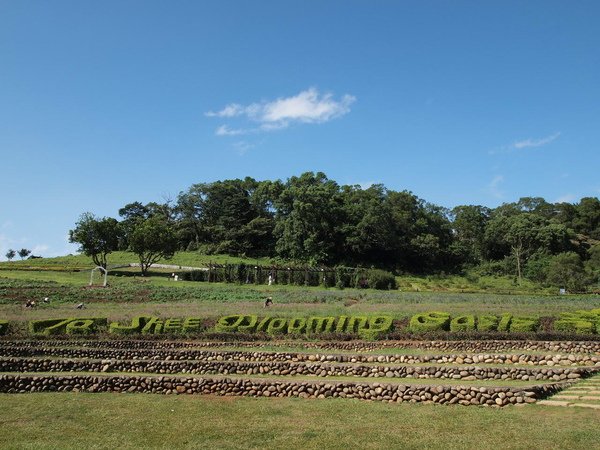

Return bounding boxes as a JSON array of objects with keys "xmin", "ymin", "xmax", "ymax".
[
  {"xmin": 546, "ymin": 252, "xmax": 591, "ymax": 291},
  {"xmin": 554, "ymin": 318, "xmax": 595, "ymax": 334},
  {"xmin": 65, "ymin": 319, "xmax": 96, "ymax": 335},
  {"xmin": 477, "ymin": 315, "xmax": 499, "ymax": 331},
  {"xmin": 358, "ymin": 316, "xmax": 394, "ymax": 340},
  {"xmin": 553, "ymin": 311, "xmax": 599, "ymax": 334},
  {"xmin": 306, "ymin": 316, "xmax": 336, "ymax": 333},
  {"xmin": 450, "ymin": 315, "xmax": 476, "ymax": 332},
  {"xmin": 409, "ymin": 312, "xmax": 451, "ymax": 332},
  {"xmin": 358, "ymin": 269, "xmax": 397, "ymax": 290},
  {"xmin": 510, "ymin": 316, "xmax": 540, "ymax": 332},
  {"xmin": 497, "ymin": 313, "xmax": 512, "ymax": 332},
  {"xmin": 266, "ymin": 318, "xmax": 287, "ymax": 335},
  {"xmin": 30, "ymin": 318, "xmax": 107, "ymax": 335},
  {"xmin": 287, "ymin": 317, "xmax": 307, "ymax": 334},
  {"xmin": 0, "ymin": 320, "xmax": 8, "ymax": 335},
  {"xmin": 141, "ymin": 317, "xmax": 164, "ymax": 334},
  {"xmin": 214, "ymin": 315, "xmax": 257, "ymax": 332},
  {"xmin": 109, "ymin": 316, "xmax": 151, "ymax": 335}
]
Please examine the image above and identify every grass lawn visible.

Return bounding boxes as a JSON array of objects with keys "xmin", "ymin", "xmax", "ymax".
[{"xmin": 0, "ymin": 393, "xmax": 598, "ymax": 449}]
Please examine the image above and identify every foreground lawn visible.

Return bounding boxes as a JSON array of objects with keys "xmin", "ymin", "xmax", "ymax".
[{"xmin": 0, "ymin": 393, "xmax": 598, "ymax": 449}]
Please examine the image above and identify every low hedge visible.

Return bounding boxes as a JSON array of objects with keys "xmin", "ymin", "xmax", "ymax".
[
  {"xmin": 450, "ymin": 315, "xmax": 476, "ymax": 332},
  {"xmin": 409, "ymin": 312, "xmax": 451, "ymax": 332},
  {"xmin": 110, "ymin": 317, "xmax": 205, "ymax": 334},
  {"xmin": 554, "ymin": 311, "xmax": 600, "ymax": 334},
  {"xmin": 29, "ymin": 318, "xmax": 108, "ymax": 336},
  {"xmin": 5, "ymin": 308, "xmax": 600, "ymax": 339},
  {"xmin": 214, "ymin": 314, "xmax": 393, "ymax": 340}
]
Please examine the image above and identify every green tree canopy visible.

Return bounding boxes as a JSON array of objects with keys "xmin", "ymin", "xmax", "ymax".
[
  {"xmin": 129, "ymin": 216, "xmax": 178, "ymax": 275},
  {"xmin": 69, "ymin": 213, "xmax": 121, "ymax": 269}
]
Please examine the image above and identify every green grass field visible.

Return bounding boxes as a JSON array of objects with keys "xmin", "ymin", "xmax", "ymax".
[
  {"xmin": 1, "ymin": 255, "xmax": 599, "ymax": 449},
  {"xmin": 0, "ymin": 393, "xmax": 598, "ymax": 450}
]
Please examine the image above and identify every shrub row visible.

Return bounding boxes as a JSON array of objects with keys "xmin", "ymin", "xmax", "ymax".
[
  {"xmin": 28, "ymin": 318, "xmax": 108, "ymax": 336},
  {"xmin": 409, "ymin": 312, "xmax": 540, "ymax": 333},
  {"xmin": 553, "ymin": 309, "xmax": 600, "ymax": 334},
  {"xmin": 8, "ymin": 308, "xmax": 600, "ymax": 338},
  {"xmin": 178, "ymin": 265, "xmax": 397, "ymax": 290},
  {"xmin": 214, "ymin": 315, "xmax": 393, "ymax": 340}
]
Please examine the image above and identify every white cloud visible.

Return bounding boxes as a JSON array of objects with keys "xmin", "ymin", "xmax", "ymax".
[
  {"xmin": 513, "ymin": 132, "xmax": 561, "ymax": 149},
  {"xmin": 488, "ymin": 132, "xmax": 562, "ymax": 156},
  {"xmin": 207, "ymin": 88, "xmax": 356, "ymax": 136},
  {"xmin": 215, "ymin": 125, "xmax": 250, "ymax": 136},
  {"xmin": 555, "ymin": 194, "xmax": 576, "ymax": 203},
  {"xmin": 205, "ymin": 104, "xmax": 246, "ymax": 118},
  {"xmin": 488, "ymin": 175, "xmax": 505, "ymax": 199}
]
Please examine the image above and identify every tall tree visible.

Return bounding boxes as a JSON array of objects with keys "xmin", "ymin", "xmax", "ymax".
[
  {"xmin": 129, "ymin": 216, "xmax": 178, "ymax": 275},
  {"xmin": 18, "ymin": 248, "xmax": 31, "ymax": 260},
  {"xmin": 451, "ymin": 205, "xmax": 491, "ymax": 264},
  {"xmin": 274, "ymin": 172, "xmax": 344, "ymax": 264},
  {"xmin": 69, "ymin": 213, "xmax": 121, "ymax": 269},
  {"xmin": 5, "ymin": 249, "xmax": 16, "ymax": 261}
]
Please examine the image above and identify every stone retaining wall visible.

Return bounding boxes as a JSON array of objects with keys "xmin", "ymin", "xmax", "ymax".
[
  {"xmin": 2, "ymin": 339, "xmax": 599, "ymax": 354},
  {"xmin": 0, "ymin": 373, "xmax": 567, "ymax": 406},
  {"xmin": 2, "ymin": 357, "xmax": 596, "ymax": 381},
  {"xmin": 2, "ymin": 346, "xmax": 599, "ymax": 367}
]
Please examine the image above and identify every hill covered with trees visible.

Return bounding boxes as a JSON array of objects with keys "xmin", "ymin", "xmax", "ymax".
[{"xmin": 71, "ymin": 172, "xmax": 600, "ymax": 290}]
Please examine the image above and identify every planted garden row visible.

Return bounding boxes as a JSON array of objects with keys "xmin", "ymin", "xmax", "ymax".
[{"xmin": 2, "ymin": 308, "xmax": 599, "ymax": 338}]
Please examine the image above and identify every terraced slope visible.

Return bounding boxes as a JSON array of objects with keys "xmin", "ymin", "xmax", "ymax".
[{"xmin": 1, "ymin": 339, "xmax": 598, "ymax": 407}]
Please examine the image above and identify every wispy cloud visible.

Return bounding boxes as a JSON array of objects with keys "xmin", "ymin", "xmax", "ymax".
[
  {"xmin": 215, "ymin": 125, "xmax": 249, "ymax": 136},
  {"xmin": 513, "ymin": 132, "xmax": 561, "ymax": 149},
  {"xmin": 488, "ymin": 132, "xmax": 561, "ymax": 155},
  {"xmin": 207, "ymin": 88, "xmax": 356, "ymax": 136},
  {"xmin": 488, "ymin": 175, "xmax": 505, "ymax": 199}
]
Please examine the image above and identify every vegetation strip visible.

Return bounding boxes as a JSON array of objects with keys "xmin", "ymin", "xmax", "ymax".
[
  {"xmin": 3, "ymin": 309, "xmax": 600, "ymax": 337},
  {"xmin": 0, "ymin": 373, "xmax": 567, "ymax": 406}
]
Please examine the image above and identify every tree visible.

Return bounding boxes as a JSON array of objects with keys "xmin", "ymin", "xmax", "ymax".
[
  {"xmin": 69, "ymin": 213, "xmax": 121, "ymax": 269},
  {"xmin": 484, "ymin": 212, "xmax": 571, "ymax": 283},
  {"xmin": 546, "ymin": 252, "xmax": 589, "ymax": 292},
  {"xmin": 274, "ymin": 172, "xmax": 345, "ymax": 264},
  {"xmin": 129, "ymin": 216, "xmax": 178, "ymax": 276},
  {"xmin": 451, "ymin": 205, "xmax": 491, "ymax": 264},
  {"xmin": 18, "ymin": 248, "xmax": 31, "ymax": 260},
  {"xmin": 5, "ymin": 249, "xmax": 16, "ymax": 261}
]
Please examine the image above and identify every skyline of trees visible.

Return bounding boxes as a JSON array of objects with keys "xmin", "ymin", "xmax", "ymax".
[{"xmin": 69, "ymin": 172, "xmax": 600, "ymax": 288}]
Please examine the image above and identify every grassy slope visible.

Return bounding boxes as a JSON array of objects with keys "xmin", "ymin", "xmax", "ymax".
[
  {"xmin": 0, "ymin": 393, "xmax": 598, "ymax": 449},
  {"xmin": 0, "ymin": 251, "xmax": 557, "ymax": 294},
  {"xmin": 2, "ymin": 273, "xmax": 600, "ymax": 322}
]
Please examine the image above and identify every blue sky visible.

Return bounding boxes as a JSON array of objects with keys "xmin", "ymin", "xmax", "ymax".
[{"xmin": 1, "ymin": 0, "xmax": 599, "ymax": 259}]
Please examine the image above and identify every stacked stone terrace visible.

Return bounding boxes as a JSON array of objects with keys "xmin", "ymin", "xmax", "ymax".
[{"xmin": 1, "ymin": 339, "xmax": 599, "ymax": 407}]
